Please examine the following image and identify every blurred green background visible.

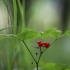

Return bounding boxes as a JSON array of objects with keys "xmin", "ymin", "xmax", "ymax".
[{"xmin": 0, "ymin": 0, "xmax": 70, "ymax": 70}]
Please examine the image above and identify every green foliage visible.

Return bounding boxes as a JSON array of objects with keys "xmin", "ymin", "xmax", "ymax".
[
  {"xmin": 17, "ymin": 28, "xmax": 40, "ymax": 40},
  {"xmin": 1, "ymin": 28, "xmax": 70, "ymax": 40},
  {"xmin": 42, "ymin": 28, "xmax": 62, "ymax": 38},
  {"xmin": 42, "ymin": 28, "xmax": 57, "ymax": 38},
  {"xmin": 17, "ymin": 28, "xmax": 63, "ymax": 40},
  {"xmin": 43, "ymin": 63, "xmax": 55, "ymax": 70},
  {"xmin": 62, "ymin": 30, "xmax": 70, "ymax": 37},
  {"xmin": 55, "ymin": 64, "xmax": 70, "ymax": 70},
  {"xmin": 1, "ymin": 27, "xmax": 70, "ymax": 41},
  {"xmin": 17, "ymin": 0, "xmax": 25, "ymax": 31},
  {"xmin": 50, "ymin": 30, "xmax": 62, "ymax": 38},
  {"xmin": 42, "ymin": 63, "xmax": 70, "ymax": 70},
  {"xmin": 13, "ymin": 0, "xmax": 17, "ymax": 34}
]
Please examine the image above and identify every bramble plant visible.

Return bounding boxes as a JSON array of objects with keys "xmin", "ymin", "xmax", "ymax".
[{"xmin": 0, "ymin": 27, "xmax": 70, "ymax": 70}]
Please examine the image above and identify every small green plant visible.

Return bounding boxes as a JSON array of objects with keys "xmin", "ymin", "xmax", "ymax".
[{"xmin": 0, "ymin": 27, "xmax": 70, "ymax": 70}]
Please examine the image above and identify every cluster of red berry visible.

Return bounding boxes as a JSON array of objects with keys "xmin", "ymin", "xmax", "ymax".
[{"xmin": 37, "ymin": 41, "xmax": 50, "ymax": 48}]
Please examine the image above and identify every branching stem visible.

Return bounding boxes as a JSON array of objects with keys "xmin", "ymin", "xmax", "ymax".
[
  {"xmin": 22, "ymin": 40, "xmax": 37, "ymax": 63},
  {"xmin": 20, "ymin": 39, "xmax": 57, "ymax": 70},
  {"xmin": 42, "ymin": 39, "xmax": 57, "ymax": 53}
]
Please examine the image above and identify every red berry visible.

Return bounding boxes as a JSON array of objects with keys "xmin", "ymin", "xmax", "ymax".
[
  {"xmin": 43, "ymin": 42, "xmax": 50, "ymax": 48},
  {"xmin": 47, "ymin": 42, "xmax": 50, "ymax": 46},
  {"xmin": 43, "ymin": 42, "xmax": 47, "ymax": 46},
  {"xmin": 37, "ymin": 41, "xmax": 43, "ymax": 47},
  {"xmin": 37, "ymin": 40, "xmax": 41, "ymax": 44}
]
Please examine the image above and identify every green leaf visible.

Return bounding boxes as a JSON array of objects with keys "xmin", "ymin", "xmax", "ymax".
[
  {"xmin": 17, "ymin": 28, "xmax": 40, "ymax": 40},
  {"xmin": 42, "ymin": 28, "xmax": 57, "ymax": 38},
  {"xmin": 50, "ymin": 30, "xmax": 62, "ymax": 38},
  {"xmin": 43, "ymin": 63, "xmax": 56, "ymax": 70},
  {"xmin": 62, "ymin": 30, "xmax": 70, "ymax": 37},
  {"xmin": 43, "ymin": 63, "xmax": 70, "ymax": 70},
  {"xmin": 55, "ymin": 64, "xmax": 70, "ymax": 70}
]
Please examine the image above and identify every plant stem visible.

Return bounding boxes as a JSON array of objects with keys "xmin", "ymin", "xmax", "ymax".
[
  {"xmin": 19, "ymin": 39, "xmax": 58, "ymax": 70},
  {"xmin": 36, "ymin": 63, "xmax": 38, "ymax": 70},
  {"xmin": 38, "ymin": 48, "xmax": 42, "ymax": 63},
  {"xmin": 13, "ymin": 0, "xmax": 17, "ymax": 34},
  {"xmin": 38, "ymin": 53, "xmax": 42, "ymax": 64},
  {"xmin": 22, "ymin": 40, "xmax": 43, "ymax": 70},
  {"xmin": 42, "ymin": 39, "xmax": 57, "ymax": 53},
  {"xmin": 22, "ymin": 40, "xmax": 37, "ymax": 63},
  {"xmin": 36, "ymin": 48, "xmax": 42, "ymax": 70},
  {"xmin": 50, "ymin": 39, "xmax": 57, "ymax": 46}
]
